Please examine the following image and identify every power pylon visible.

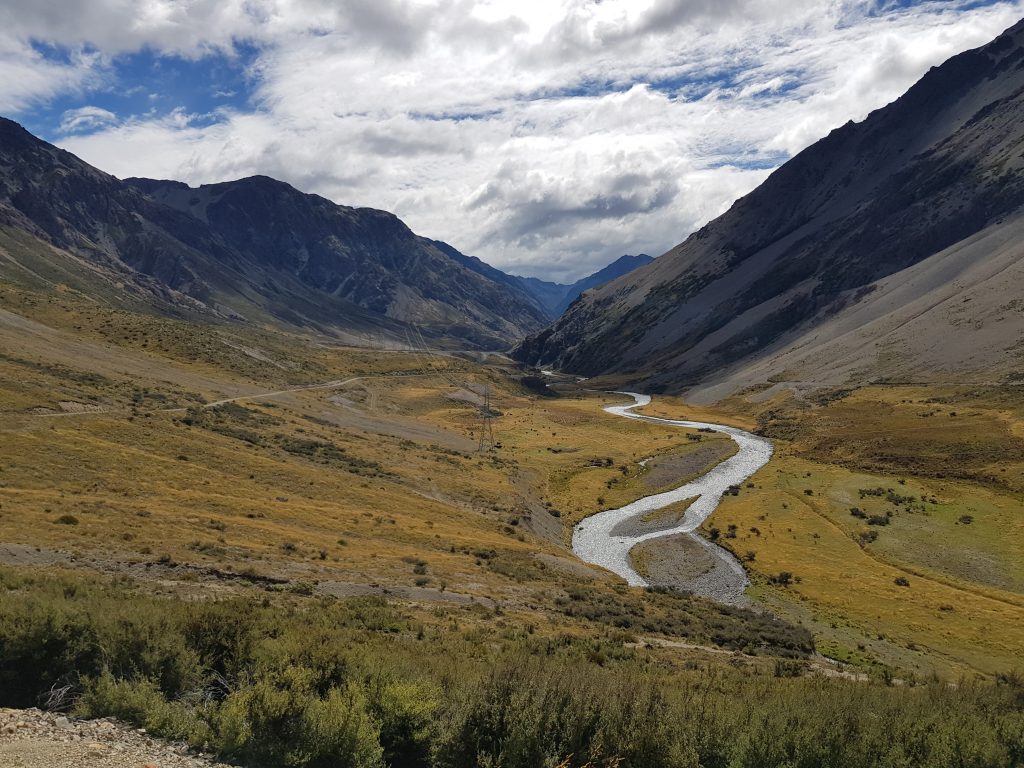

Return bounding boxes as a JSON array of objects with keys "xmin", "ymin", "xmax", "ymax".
[{"xmin": 478, "ymin": 387, "xmax": 496, "ymax": 452}]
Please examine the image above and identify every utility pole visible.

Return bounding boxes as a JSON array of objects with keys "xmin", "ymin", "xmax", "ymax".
[{"xmin": 478, "ymin": 387, "xmax": 496, "ymax": 452}]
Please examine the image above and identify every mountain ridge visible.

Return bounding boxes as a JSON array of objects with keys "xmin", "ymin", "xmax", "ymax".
[
  {"xmin": 0, "ymin": 118, "xmax": 548, "ymax": 349},
  {"xmin": 515, "ymin": 254, "xmax": 655, "ymax": 317}
]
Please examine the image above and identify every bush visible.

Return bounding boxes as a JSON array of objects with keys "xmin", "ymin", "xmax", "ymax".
[
  {"xmin": 366, "ymin": 677, "xmax": 439, "ymax": 768},
  {"xmin": 3, "ymin": 569, "xmax": 1024, "ymax": 768},
  {"xmin": 859, "ymin": 530, "xmax": 879, "ymax": 545},
  {"xmin": 219, "ymin": 668, "xmax": 383, "ymax": 768},
  {"xmin": 76, "ymin": 674, "xmax": 211, "ymax": 746}
]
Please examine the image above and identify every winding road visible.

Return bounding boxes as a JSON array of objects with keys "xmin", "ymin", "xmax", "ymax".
[{"xmin": 573, "ymin": 393, "xmax": 773, "ymax": 601}]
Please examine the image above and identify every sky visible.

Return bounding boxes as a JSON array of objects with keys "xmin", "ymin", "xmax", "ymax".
[{"xmin": 2, "ymin": 1, "xmax": 1022, "ymax": 283}]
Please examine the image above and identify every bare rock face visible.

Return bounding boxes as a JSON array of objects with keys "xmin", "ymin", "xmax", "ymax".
[
  {"xmin": 514, "ymin": 19, "xmax": 1024, "ymax": 393},
  {"xmin": 0, "ymin": 120, "xmax": 547, "ymax": 349}
]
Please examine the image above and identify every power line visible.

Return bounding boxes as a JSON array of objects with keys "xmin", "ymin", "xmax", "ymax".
[
  {"xmin": 478, "ymin": 386, "xmax": 496, "ymax": 452},
  {"xmin": 403, "ymin": 324, "xmax": 499, "ymax": 451}
]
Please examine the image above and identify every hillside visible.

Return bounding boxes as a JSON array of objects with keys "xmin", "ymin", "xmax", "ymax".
[
  {"xmin": 0, "ymin": 118, "xmax": 548, "ymax": 349},
  {"xmin": 514, "ymin": 19, "xmax": 1024, "ymax": 397}
]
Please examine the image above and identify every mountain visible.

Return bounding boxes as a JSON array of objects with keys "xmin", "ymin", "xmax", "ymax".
[
  {"xmin": 0, "ymin": 118, "xmax": 548, "ymax": 349},
  {"xmin": 516, "ymin": 254, "xmax": 654, "ymax": 318},
  {"xmin": 514, "ymin": 19, "xmax": 1024, "ymax": 397},
  {"xmin": 423, "ymin": 237, "xmax": 551, "ymax": 318}
]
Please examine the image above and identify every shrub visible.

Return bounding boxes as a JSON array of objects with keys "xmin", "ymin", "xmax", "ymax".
[
  {"xmin": 859, "ymin": 531, "xmax": 879, "ymax": 545},
  {"xmin": 219, "ymin": 668, "xmax": 383, "ymax": 768},
  {"xmin": 76, "ymin": 674, "xmax": 211, "ymax": 746},
  {"xmin": 366, "ymin": 677, "xmax": 439, "ymax": 768},
  {"xmin": 54, "ymin": 514, "xmax": 79, "ymax": 525}
]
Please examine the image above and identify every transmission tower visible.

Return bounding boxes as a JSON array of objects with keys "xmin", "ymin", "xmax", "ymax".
[{"xmin": 477, "ymin": 387, "xmax": 496, "ymax": 452}]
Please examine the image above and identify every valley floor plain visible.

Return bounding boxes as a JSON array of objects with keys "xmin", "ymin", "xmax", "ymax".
[{"xmin": 1, "ymin": 278, "xmax": 1024, "ymax": 766}]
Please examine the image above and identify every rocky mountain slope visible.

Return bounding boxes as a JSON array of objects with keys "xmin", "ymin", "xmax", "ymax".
[
  {"xmin": 516, "ymin": 254, "xmax": 654, "ymax": 317},
  {"xmin": 0, "ymin": 118, "xmax": 547, "ymax": 349},
  {"xmin": 515, "ymin": 19, "xmax": 1024, "ymax": 396}
]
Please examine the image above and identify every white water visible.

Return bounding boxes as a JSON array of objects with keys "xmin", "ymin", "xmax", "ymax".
[{"xmin": 572, "ymin": 392, "xmax": 773, "ymax": 588}]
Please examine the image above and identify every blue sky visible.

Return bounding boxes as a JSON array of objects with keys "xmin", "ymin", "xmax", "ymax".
[
  {"xmin": 1, "ymin": 0, "xmax": 1021, "ymax": 281},
  {"xmin": 19, "ymin": 45, "xmax": 258, "ymax": 142}
]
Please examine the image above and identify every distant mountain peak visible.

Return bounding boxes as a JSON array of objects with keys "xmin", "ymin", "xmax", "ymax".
[{"xmin": 515, "ymin": 254, "xmax": 655, "ymax": 318}]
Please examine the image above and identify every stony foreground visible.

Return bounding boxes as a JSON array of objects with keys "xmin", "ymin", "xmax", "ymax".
[{"xmin": 0, "ymin": 708, "xmax": 234, "ymax": 768}]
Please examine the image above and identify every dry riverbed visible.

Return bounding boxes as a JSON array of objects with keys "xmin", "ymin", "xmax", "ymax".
[{"xmin": 573, "ymin": 393, "xmax": 772, "ymax": 604}]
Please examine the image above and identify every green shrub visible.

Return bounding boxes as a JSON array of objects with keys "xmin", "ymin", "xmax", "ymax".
[
  {"xmin": 1, "ymin": 568, "xmax": 1023, "ymax": 768},
  {"xmin": 76, "ymin": 674, "xmax": 212, "ymax": 746},
  {"xmin": 365, "ymin": 677, "xmax": 439, "ymax": 768},
  {"xmin": 219, "ymin": 667, "xmax": 383, "ymax": 768}
]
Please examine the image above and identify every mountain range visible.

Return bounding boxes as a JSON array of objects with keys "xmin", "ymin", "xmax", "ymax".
[
  {"xmin": 515, "ymin": 18, "xmax": 1024, "ymax": 400},
  {"xmin": 0, "ymin": 118, "xmax": 647, "ymax": 351},
  {"xmin": 6, "ymin": 18, "xmax": 1024, "ymax": 397}
]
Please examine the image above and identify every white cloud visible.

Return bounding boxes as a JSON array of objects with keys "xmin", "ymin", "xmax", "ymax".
[
  {"xmin": 58, "ymin": 105, "xmax": 118, "ymax": 133},
  {"xmin": 4, "ymin": 0, "xmax": 1024, "ymax": 281}
]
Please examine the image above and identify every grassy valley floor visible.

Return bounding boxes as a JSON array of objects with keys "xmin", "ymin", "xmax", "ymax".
[
  {"xmin": 645, "ymin": 385, "xmax": 1024, "ymax": 678},
  {"xmin": 1, "ymin": 282, "xmax": 1023, "ymax": 765}
]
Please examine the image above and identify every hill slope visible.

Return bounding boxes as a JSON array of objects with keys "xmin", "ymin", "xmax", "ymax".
[
  {"xmin": 0, "ymin": 118, "xmax": 547, "ymax": 349},
  {"xmin": 514, "ymin": 19, "xmax": 1024, "ymax": 394}
]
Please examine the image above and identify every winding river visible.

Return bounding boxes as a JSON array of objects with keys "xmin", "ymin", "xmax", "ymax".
[{"xmin": 572, "ymin": 393, "xmax": 773, "ymax": 602}]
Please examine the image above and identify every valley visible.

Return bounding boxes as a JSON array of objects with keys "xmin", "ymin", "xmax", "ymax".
[
  {"xmin": 3, "ymin": 9, "xmax": 1024, "ymax": 767},
  {"xmin": 2, "ymin": 277, "xmax": 1023, "ymax": 682},
  {"xmin": 3, "ymin": 236, "xmax": 1024, "ymax": 766}
]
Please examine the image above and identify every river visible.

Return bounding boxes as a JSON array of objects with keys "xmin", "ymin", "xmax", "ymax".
[{"xmin": 572, "ymin": 392, "xmax": 773, "ymax": 603}]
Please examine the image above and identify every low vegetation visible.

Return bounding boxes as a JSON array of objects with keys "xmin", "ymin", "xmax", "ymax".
[
  {"xmin": 2, "ymin": 568, "xmax": 1023, "ymax": 768},
  {"xmin": 3, "ymin": 282, "xmax": 1024, "ymax": 765}
]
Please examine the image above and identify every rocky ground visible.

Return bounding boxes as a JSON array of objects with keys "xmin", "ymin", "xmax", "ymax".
[
  {"xmin": 633, "ymin": 533, "xmax": 752, "ymax": 607},
  {"xmin": 0, "ymin": 708, "xmax": 234, "ymax": 768}
]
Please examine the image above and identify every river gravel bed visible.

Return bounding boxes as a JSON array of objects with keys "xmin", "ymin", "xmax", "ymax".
[{"xmin": 572, "ymin": 393, "xmax": 773, "ymax": 603}]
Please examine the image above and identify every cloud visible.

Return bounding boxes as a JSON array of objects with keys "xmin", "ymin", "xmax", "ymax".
[
  {"xmin": 5, "ymin": 0, "xmax": 1024, "ymax": 281},
  {"xmin": 58, "ymin": 105, "xmax": 118, "ymax": 133}
]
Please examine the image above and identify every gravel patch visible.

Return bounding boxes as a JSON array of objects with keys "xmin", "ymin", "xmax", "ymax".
[
  {"xmin": 640, "ymin": 442, "xmax": 735, "ymax": 490},
  {"xmin": 632, "ymin": 533, "xmax": 752, "ymax": 606},
  {"xmin": 0, "ymin": 708, "xmax": 233, "ymax": 768}
]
